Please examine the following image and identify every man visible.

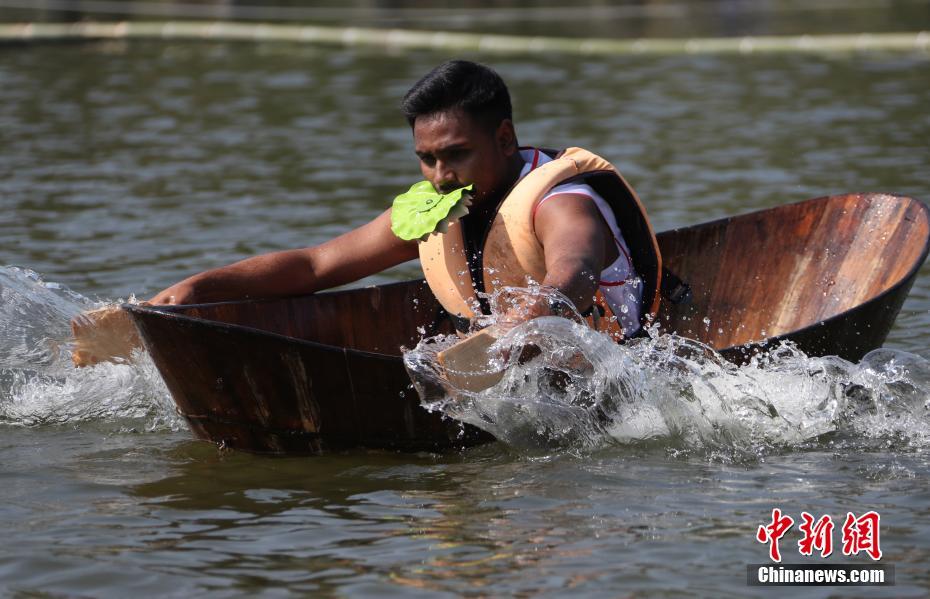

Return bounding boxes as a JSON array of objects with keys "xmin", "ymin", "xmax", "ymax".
[{"xmin": 151, "ymin": 60, "xmax": 660, "ymax": 338}]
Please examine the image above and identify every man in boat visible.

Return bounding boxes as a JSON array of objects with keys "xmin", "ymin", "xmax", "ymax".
[{"xmin": 150, "ymin": 60, "xmax": 661, "ymax": 339}]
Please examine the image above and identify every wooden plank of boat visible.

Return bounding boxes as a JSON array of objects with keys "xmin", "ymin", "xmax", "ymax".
[
  {"xmin": 77, "ymin": 192, "xmax": 929, "ymax": 454},
  {"xmin": 658, "ymin": 192, "xmax": 929, "ymax": 362}
]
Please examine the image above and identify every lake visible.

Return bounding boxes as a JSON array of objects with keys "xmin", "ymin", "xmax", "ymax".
[{"xmin": 2, "ymin": 9, "xmax": 930, "ymax": 597}]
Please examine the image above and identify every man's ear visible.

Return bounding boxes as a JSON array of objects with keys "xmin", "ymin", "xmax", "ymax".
[{"xmin": 496, "ymin": 119, "xmax": 517, "ymax": 156}]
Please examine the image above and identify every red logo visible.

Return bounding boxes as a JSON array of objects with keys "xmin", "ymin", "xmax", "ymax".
[
  {"xmin": 798, "ymin": 512, "xmax": 835, "ymax": 557},
  {"xmin": 842, "ymin": 511, "xmax": 882, "ymax": 560},
  {"xmin": 757, "ymin": 510, "xmax": 881, "ymax": 561},
  {"xmin": 756, "ymin": 508, "xmax": 794, "ymax": 562}
]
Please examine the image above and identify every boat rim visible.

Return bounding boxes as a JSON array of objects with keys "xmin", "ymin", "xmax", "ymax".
[{"xmin": 126, "ymin": 192, "xmax": 930, "ymax": 358}]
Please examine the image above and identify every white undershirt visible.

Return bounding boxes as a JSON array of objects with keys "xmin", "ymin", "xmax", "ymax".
[{"xmin": 518, "ymin": 148, "xmax": 643, "ymax": 335}]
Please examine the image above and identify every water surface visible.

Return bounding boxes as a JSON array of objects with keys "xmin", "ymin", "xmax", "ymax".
[{"xmin": 2, "ymin": 35, "xmax": 930, "ymax": 597}]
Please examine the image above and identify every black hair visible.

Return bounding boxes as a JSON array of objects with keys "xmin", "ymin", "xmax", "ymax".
[{"xmin": 401, "ymin": 60, "xmax": 512, "ymax": 131}]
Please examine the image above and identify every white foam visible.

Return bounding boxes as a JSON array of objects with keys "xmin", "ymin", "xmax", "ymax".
[
  {"xmin": 0, "ymin": 267, "xmax": 185, "ymax": 432},
  {"xmin": 404, "ymin": 285, "xmax": 930, "ymax": 457}
]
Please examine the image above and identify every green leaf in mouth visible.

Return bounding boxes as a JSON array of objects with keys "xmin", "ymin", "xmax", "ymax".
[{"xmin": 390, "ymin": 181, "xmax": 474, "ymax": 241}]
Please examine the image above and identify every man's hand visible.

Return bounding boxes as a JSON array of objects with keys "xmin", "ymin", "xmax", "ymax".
[
  {"xmin": 498, "ymin": 291, "xmax": 554, "ymax": 329},
  {"xmin": 149, "ymin": 281, "xmax": 198, "ymax": 305},
  {"xmin": 493, "ymin": 285, "xmax": 582, "ymax": 331}
]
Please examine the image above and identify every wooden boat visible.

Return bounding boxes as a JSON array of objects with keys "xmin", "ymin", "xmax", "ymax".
[{"xmin": 120, "ymin": 193, "xmax": 928, "ymax": 454}]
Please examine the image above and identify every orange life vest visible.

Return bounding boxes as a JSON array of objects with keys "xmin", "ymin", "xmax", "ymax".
[{"xmin": 418, "ymin": 147, "xmax": 662, "ymax": 338}]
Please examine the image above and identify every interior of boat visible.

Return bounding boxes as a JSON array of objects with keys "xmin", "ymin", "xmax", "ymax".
[{"xmin": 160, "ymin": 193, "xmax": 929, "ymax": 355}]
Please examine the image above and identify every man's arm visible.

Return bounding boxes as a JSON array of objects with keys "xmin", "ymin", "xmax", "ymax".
[
  {"xmin": 149, "ymin": 207, "xmax": 418, "ymax": 304},
  {"xmin": 531, "ymin": 193, "xmax": 614, "ymax": 314}
]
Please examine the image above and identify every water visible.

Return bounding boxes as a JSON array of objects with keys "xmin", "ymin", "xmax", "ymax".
[
  {"xmin": 5, "ymin": 0, "xmax": 930, "ymax": 38},
  {"xmin": 0, "ymin": 267, "xmax": 179, "ymax": 430},
  {"xmin": 2, "ymin": 21, "xmax": 930, "ymax": 599},
  {"xmin": 405, "ymin": 287, "xmax": 930, "ymax": 457}
]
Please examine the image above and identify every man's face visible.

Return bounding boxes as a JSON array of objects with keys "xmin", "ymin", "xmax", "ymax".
[{"xmin": 412, "ymin": 108, "xmax": 517, "ymax": 203}]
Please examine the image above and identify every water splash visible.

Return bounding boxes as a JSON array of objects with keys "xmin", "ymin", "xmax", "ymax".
[
  {"xmin": 404, "ymin": 286, "xmax": 930, "ymax": 457},
  {"xmin": 0, "ymin": 266, "xmax": 184, "ymax": 431}
]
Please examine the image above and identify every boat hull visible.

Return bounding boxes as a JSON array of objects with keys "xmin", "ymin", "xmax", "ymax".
[
  {"xmin": 127, "ymin": 193, "xmax": 929, "ymax": 454},
  {"xmin": 128, "ymin": 280, "xmax": 493, "ymax": 454}
]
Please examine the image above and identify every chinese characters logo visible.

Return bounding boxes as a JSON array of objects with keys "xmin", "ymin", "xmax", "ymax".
[{"xmin": 756, "ymin": 509, "xmax": 881, "ymax": 562}]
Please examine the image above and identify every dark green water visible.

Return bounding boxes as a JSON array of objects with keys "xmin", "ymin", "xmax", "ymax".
[
  {"xmin": 2, "ymin": 29, "xmax": 930, "ymax": 598},
  {"xmin": 5, "ymin": 0, "xmax": 930, "ymax": 38}
]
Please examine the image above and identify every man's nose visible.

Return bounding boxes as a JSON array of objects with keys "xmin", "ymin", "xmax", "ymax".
[{"xmin": 433, "ymin": 161, "xmax": 459, "ymax": 193}]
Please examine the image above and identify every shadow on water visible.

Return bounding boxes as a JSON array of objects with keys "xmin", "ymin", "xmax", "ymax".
[
  {"xmin": 121, "ymin": 440, "xmax": 734, "ymax": 595},
  {"xmin": 125, "ymin": 443, "xmax": 541, "ymax": 593},
  {"xmin": 111, "ymin": 436, "xmax": 930, "ymax": 596}
]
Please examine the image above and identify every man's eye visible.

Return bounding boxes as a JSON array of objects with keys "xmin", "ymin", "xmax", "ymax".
[{"xmin": 419, "ymin": 155, "xmax": 436, "ymax": 167}]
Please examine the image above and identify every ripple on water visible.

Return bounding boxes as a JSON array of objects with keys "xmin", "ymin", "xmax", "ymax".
[{"xmin": 1, "ymin": 38, "xmax": 929, "ymax": 596}]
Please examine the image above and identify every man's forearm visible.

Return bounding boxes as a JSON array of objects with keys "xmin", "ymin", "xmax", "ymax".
[{"xmin": 158, "ymin": 249, "xmax": 318, "ymax": 304}]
